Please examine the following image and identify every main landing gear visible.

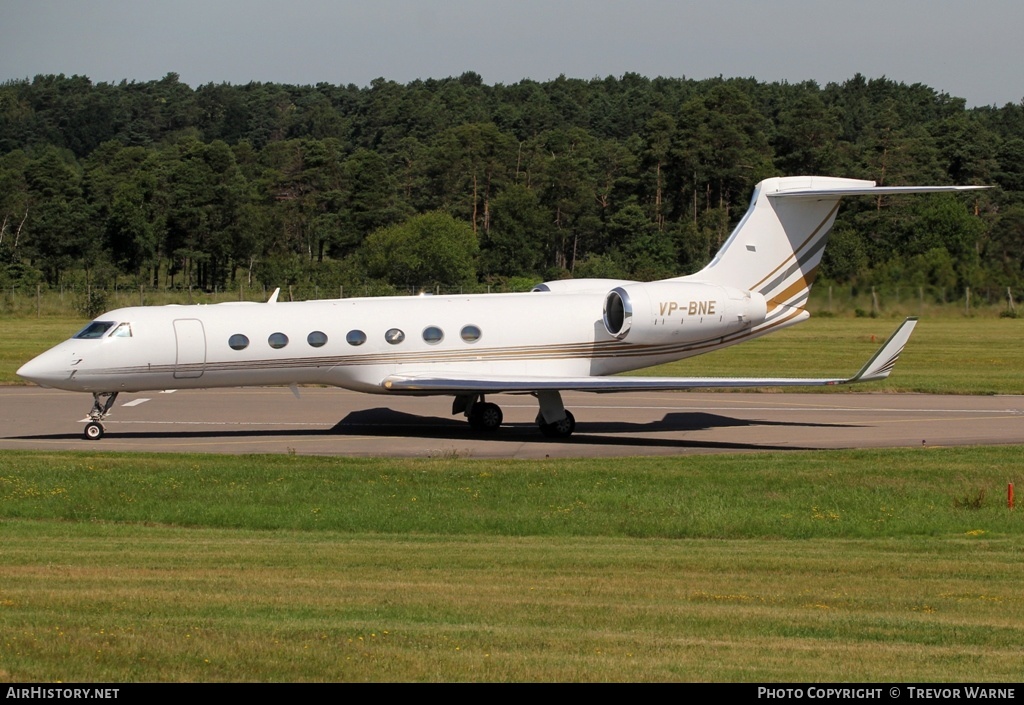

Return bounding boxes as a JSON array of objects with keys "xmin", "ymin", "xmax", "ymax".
[
  {"xmin": 83, "ymin": 391, "xmax": 118, "ymax": 440},
  {"xmin": 454, "ymin": 394, "xmax": 504, "ymax": 432},
  {"xmin": 454, "ymin": 391, "xmax": 576, "ymax": 439},
  {"xmin": 537, "ymin": 409, "xmax": 576, "ymax": 438},
  {"xmin": 534, "ymin": 390, "xmax": 575, "ymax": 438}
]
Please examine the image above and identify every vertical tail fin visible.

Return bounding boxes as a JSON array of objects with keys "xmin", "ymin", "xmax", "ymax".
[{"xmin": 680, "ymin": 176, "xmax": 987, "ymax": 329}]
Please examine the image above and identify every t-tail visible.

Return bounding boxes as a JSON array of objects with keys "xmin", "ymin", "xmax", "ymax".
[{"xmin": 676, "ymin": 176, "xmax": 987, "ymax": 333}]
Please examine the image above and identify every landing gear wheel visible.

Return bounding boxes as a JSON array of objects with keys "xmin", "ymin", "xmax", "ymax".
[
  {"xmin": 469, "ymin": 402, "xmax": 503, "ymax": 432},
  {"xmin": 83, "ymin": 421, "xmax": 105, "ymax": 441},
  {"xmin": 82, "ymin": 392, "xmax": 118, "ymax": 441},
  {"xmin": 538, "ymin": 410, "xmax": 575, "ymax": 439}
]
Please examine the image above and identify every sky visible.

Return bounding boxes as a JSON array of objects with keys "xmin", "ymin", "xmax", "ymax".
[{"xmin": 2, "ymin": 0, "xmax": 1021, "ymax": 108}]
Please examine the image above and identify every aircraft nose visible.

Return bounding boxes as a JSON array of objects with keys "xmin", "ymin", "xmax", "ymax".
[{"xmin": 17, "ymin": 349, "xmax": 71, "ymax": 388}]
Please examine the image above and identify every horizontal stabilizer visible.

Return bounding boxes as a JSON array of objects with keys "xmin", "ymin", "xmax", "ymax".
[
  {"xmin": 381, "ymin": 318, "xmax": 919, "ymax": 394},
  {"xmin": 771, "ymin": 184, "xmax": 988, "ymax": 199}
]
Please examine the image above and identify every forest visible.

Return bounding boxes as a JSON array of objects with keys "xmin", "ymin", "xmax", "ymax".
[{"xmin": 1, "ymin": 71, "xmax": 1022, "ymax": 305}]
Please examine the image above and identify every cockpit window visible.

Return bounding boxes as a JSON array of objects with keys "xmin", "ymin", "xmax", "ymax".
[
  {"xmin": 73, "ymin": 321, "xmax": 115, "ymax": 339},
  {"xmin": 110, "ymin": 322, "xmax": 132, "ymax": 338}
]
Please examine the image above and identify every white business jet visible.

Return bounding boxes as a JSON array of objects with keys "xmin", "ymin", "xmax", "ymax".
[{"xmin": 18, "ymin": 176, "xmax": 985, "ymax": 440}]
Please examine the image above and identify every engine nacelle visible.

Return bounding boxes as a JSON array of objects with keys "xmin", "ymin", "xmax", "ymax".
[{"xmin": 602, "ymin": 281, "xmax": 767, "ymax": 344}]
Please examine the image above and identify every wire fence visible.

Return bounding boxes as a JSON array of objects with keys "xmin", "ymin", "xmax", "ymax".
[{"xmin": 809, "ymin": 284, "xmax": 1021, "ymax": 318}]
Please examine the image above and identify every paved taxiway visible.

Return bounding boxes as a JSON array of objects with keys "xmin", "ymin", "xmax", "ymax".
[{"xmin": 0, "ymin": 387, "xmax": 1021, "ymax": 458}]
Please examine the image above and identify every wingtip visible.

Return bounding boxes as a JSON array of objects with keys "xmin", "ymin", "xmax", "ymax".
[{"xmin": 850, "ymin": 317, "xmax": 918, "ymax": 383}]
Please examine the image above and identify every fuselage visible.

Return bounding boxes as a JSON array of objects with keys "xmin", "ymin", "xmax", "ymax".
[{"xmin": 17, "ymin": 285, "xmax": 774, "ymax": 395}]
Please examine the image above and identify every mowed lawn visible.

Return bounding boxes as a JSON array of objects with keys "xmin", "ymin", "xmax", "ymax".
[
  {"xmin": 641, "ymin": 315, "xmax": 1024, "ymax": 395},
  {"xmin": 1, "ymin": 447, "xmax": 1023, "ymax": 682}
]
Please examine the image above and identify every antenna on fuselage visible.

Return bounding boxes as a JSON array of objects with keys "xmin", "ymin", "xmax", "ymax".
[{"xmin": 267, "ymin": 287, "xmax": 280, "ymax": 304}]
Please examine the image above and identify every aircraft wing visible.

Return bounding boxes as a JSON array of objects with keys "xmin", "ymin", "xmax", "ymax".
[{"xmin": 382, "ymin": 318, "xmax": 918, "ymax": 394}]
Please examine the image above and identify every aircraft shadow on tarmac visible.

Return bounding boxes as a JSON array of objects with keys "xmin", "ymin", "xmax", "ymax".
[
  {"xmin": 14, "ymin": 409, "xmax": 854, "ymax": 452},
  {"xmin": 327, "ymin": 408, "xmax": 840, "ymax": 451}
]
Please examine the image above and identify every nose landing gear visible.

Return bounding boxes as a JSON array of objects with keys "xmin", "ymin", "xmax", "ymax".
[{"xmin": 83, "ymin": 392, "xmax": 118, "ymax": 440}]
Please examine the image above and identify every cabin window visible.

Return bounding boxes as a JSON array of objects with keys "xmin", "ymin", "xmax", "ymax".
[
  {"xmin": 73, "ymin": 321, "xmax": 115, "ymax": 339},
  {"xmin": 268, "ymin": 332, "xmax": 289, "ymax": 349},
  {"xmin": 307, "ymin": 331, "xmax": 328, "ymax": 348},
  {"xmin": 385, "ymin": 328, "xmax": 405, "ymax": 345},
  {"xmin": 460, "ymin": 325, "xmax": 482, "ymax": 343},
  {"xmin": 346, "ymin": 330, "xmax": 367, "ymax": 346},
  {"xmin": 110, "ymin": 322, "xmax": 132, "ymax": 338},
  {"xmin": 228, "ymin": 334, "xmax": 249, "ymax": 351},
  {"xmin": 422, "ymin": 326, "xmax": 443, "ymax": 344}
]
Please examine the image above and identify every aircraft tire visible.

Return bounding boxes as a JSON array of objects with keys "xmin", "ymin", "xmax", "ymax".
[
  {"xmin": 469, "ymin": 402, "xmax": 503, "ymax": 432},
  {"xmin": 83, "ymin": 422, "xmax": 104, "ymax": 441},
  {"xmin": 539, "ymin": 410, "xmax": 575, "ymax": 438}
]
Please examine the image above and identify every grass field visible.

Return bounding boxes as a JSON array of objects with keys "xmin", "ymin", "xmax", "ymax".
[
  {"xmin": 2, "ymin": 310, "xmax": 1022, "ymax": 682},
  {"xmin": 1, "ymin": 448, "xmax": 1023, "ymax": 682},
  {"xmin": 640, "ymin": 315, "xmax": 1024, "ymax": 395}
]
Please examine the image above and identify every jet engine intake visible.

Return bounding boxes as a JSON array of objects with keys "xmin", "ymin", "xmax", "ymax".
[{"xmin": 603, "ymin": 282, "xmax": 767, "ymax": 344}]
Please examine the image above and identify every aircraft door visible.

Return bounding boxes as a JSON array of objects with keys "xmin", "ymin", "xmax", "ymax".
[{"xmin": 173, "ymin": 318, "xmax": 206, "ymax": 379}]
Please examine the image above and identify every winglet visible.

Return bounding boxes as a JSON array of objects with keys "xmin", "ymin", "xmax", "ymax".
[{"xmin": 846, "ymin": 317, "xmax": 918, "ymax": 383}]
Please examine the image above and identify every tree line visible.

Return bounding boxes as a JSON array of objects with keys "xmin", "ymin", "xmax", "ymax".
[{"xmin": 1, "ymin": 71, "xmax": 1022, "ymax": 301}]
